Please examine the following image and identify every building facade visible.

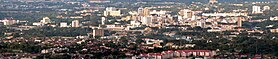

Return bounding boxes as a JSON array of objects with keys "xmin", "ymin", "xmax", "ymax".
[{"xmin": 71, "ymin": 20, "xmax": 80, "ymax": 27}]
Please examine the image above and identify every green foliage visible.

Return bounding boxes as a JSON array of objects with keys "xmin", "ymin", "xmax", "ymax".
[
  {"xmin": 0, "ymin": 42, "xmax": 42, "ymax": 53},
  {"xmin": 244, "ymin": 20, "xmax": 278, "ymax": 30},
  {"xmin": 21, "ymin": 27, "xmax": 92, "ymax": 37}
]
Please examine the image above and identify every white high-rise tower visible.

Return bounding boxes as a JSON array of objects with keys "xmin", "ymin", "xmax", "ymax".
[
  {"xmin": 101, "ymin": 17, "xmax": 106, "ymax": 25},
  {"xmin": 252, "ymin": 6, "xmax": 262, "ymax": 14}
]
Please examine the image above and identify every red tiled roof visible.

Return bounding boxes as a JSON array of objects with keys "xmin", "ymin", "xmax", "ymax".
[
  {"xmin": 140, "ymin": 54, "xmax": 148, "ymax": 56},
  {"xmin": 175, "ymin": 50, "xmax": 211, "ymax": 53},
  {"xmin": 162, "ymin": 50, "xmax": 174, "ymax": 54},
  {"xmin": 148, "ymin": 53, "xmax": 162, "ymax": 56}
]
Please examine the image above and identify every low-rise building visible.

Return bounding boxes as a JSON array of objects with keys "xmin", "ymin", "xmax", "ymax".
[{"xmin": 270, "ymin": 16, "xmax": 278, "ymax": 21}]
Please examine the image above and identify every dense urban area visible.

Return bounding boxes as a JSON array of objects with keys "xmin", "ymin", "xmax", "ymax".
[{"xmin": 1, "ymin": 0, "xmax": 278, "ymax": 59}]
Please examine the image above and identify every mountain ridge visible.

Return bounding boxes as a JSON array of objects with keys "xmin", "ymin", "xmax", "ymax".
[{"xmin": 110, "ymin": 0, "xmax": 276, "ymax": 3}]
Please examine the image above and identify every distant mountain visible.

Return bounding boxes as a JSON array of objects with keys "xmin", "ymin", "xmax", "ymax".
[
  {"xmin": 110, "ymin": 0, "xmax": 276, "ymax": 3},
  {"xmin": 218, "ymin": 0, "xmax": 276, "ymax": 2},
  {"xmin": 5, "ymin": 0, "xmax": 276, "ymax": 2}
]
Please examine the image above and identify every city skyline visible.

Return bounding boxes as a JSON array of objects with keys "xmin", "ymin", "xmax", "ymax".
[{"xmin": 0, "ymin": 0, "xmax": 278, "ymax": 59}]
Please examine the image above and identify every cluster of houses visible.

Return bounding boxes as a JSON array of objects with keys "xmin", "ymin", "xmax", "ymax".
[{"xmin": 134, "ymin": 50, "xmax": 216, "ymax": 59}]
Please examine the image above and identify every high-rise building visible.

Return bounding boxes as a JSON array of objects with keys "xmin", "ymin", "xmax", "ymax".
[
  {"xmin": 104, "ymin": 7, "xmax": 121, "ymax": 17},
  {"xmin": 209, "ymin": 0, "xmax": 218, "ymax": 4},
  {"xmin": 92, "ymin": 29, "xmax": 104, "ymax": 37},
  {"xmin": 179, "ymin": 9, "xmax": 194, "ymax": 19},
  {"xmin": 101, "ymin": 17, "xmax": 106, "ymax": 25},
  {"xmin": 138, "ymin": 7, "xmax": 150, "ymax": 16},
  {"xmin": 196, "ymin": 21, "xmax": 206, "ymax": 28},
  {"xmin": 40, "ymin": 17, "xmax": 51, "ymax": 24},
  {"xmin": 252, "ymin": 6, "xmax": 262, "ymax": 14},
  {"xmin": 141, "ymin": 16, "xmax": 152, "ymax": 25},
  {"xmin": 138, "ymin": 7, "xmax": 143, "ymax": 16},
  {"xmin": 237, "ymin": 17, "xmax": 242, "ymax": 27},
  {"xmin": 71, "ymin": 20, "xmax": 80, "ymax": 27}
]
